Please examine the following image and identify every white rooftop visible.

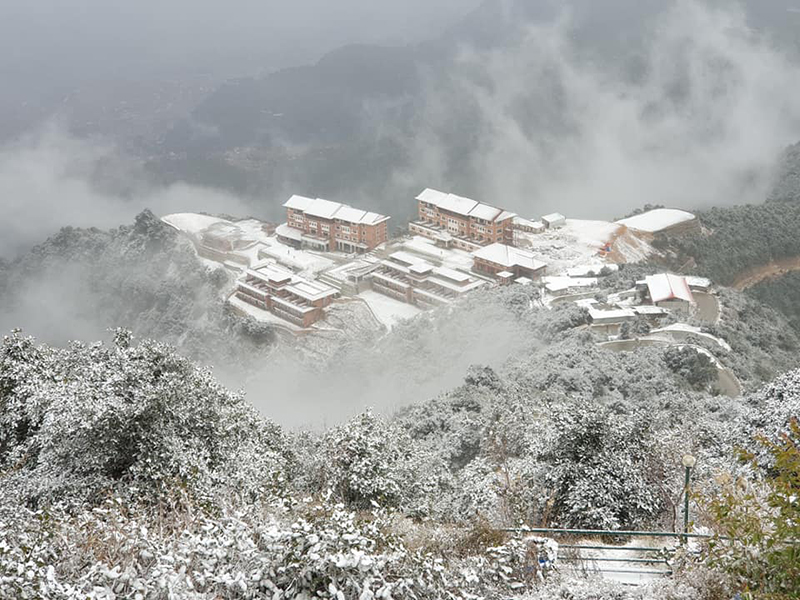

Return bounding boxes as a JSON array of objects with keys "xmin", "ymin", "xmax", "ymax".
[
  {"xmin": 542, "ymin": 212, "xmax": 566, "ymax": 223},
  {"xmin": 646, "ymin": 273, "xmax": 695, "ymax": 303},
  {"xmin": 276, "ymin": 222, "xmax": 302, "ymax": 241},
  {"xmin": 617, "ymin": 209, "xmax": 695, "ymax": 233},
  {"xmin": 415, "ymin": 187, "xmax": 516, "ymax": 222},
  {"xmin": 472, "ymin": 243, "xmax": 547, "ymax": 271},
  {"xmin": 283, "ymin": 195, "xmax": 389, "ymax": 225},
  {"xmin": 589, "ymin": 307, "xmax": 636, "ymax": 321}
]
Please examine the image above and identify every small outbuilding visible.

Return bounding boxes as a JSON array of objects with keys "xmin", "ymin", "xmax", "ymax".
[{"xmin": 541, "ymin": 213, "xmax": 566, "ymax": 229}]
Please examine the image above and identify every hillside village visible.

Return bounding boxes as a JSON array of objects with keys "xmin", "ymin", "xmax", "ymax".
[{"xmin": 162, "ymin": 190, "xmax": 738, "ymax": 394}]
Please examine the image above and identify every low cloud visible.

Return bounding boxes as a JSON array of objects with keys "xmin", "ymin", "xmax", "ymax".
[
  {"xmin": 398, "ymin": 1, "xmax": 800, "ymax": 219},
  {"xmin": 0, "ymin": 122, "xmax": 252, "ymax": 258}
]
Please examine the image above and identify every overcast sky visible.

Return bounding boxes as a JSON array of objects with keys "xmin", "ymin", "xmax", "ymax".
[{"xmin": 0, "ymin": 0, "xmax": 480, "ymax": 83}]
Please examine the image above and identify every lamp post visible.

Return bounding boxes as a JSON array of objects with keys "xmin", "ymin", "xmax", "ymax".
[{"xmin": 681, "ymin": 454, "xmax": 696, "ymax": 543}]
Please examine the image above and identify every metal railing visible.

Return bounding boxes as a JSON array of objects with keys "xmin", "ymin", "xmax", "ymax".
[{"xmin": 503, "ymin": 527, "xmax": 714, "ymax": 579}]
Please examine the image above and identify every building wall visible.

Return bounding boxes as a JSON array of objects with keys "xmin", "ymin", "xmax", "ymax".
[
  {"xmin": 473, "ymin": 257, "xmax": 545, "ymax": 279},
  {"xmin": 286, "ymin": 208, "xmax": 387, "ymax": 251},
  {"xmin": 417, "ymin": 200, "xmax": 513, "ymax": 246}
]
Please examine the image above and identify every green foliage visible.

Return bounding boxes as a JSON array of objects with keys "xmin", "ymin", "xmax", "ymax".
[
  {"xmin": 747, "ymin": 271, "xmax": 800, "ymax": 333},
  {"xmin": 676, "ymin": 203, "xmax": 800, "ymax": 286},
  {"xmin": 704, "ymin": 420, "xmax": 800, "ymax": 600}
]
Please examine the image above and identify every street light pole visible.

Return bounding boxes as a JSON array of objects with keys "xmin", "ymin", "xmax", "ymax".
[{"xmin": 682, "ymin": 454, "xmax": 696, "ymax": 544}]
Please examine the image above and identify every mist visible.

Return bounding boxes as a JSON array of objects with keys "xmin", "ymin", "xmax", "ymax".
[
  {"xmin": 395, "ymin": 1, "xmax": 800, "ymax": 219},
  {"xmin": 0, "ymin": 123, "xmax": 252, "ymax": 258}
]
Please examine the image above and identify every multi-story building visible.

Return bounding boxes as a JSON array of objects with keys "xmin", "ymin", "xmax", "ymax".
[
  {"xmin": 280, "ymin": 195, "xmax": 390, "ymax": 253},
  {"xmin": 369, "ymin": 251, "xmax": 485, "ymax": 308},
  {"xmin": 234, "ymin": 263, "xmax": 339, "ymax": 328},
  {"xmin": 472, "ymin": 243, "xmax": 547, "ymax": 281},
  {"xmin": 409, "ymin": 188, "xmax": 516, "ymax": 251}
]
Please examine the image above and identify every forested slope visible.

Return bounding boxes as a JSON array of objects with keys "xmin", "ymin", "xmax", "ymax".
[{"xmin": 0, "ymin": 210, "xmax": 274, "ymax": 367}]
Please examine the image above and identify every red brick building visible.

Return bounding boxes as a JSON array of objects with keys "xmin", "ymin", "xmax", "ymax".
[
  {"xmin": 235, "ymin": 264, "xmax": 339, "ymax": 328},
  {"xmin": 281, "ymin": 195, "xmax": 390, "ymax": 253},
  {"xmin": 409, "ymin": 188, "xmax": 516, "ymax": 251}
]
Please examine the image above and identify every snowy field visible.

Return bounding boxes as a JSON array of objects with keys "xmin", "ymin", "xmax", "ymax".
[
  {"xmin": 358, "ymin": 289, "xmax": 422, "ymax": 329},
  {"xmin": 515, "ymin": 219, "xmax": 622, "ymax": 274}
]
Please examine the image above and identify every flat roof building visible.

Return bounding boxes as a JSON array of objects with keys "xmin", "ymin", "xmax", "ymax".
[
  {"xmin": 234, "ymin": 262, "xmax": 339, "ymax": 328},
  {"xmin": 368, "ymin": 252, "xmax": 485, "ymax": 308}
]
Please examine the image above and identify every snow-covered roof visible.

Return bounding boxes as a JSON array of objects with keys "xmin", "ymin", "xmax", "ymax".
[
  {"xmin": 416, "ymin": 188, "xmax": 449, "ymax": 205},
  {"xmin": 543, "ymin": 276, "xmax": 597, "ymax": 293},
  {"xmin": 497, "ymin": 271, "xmax": 514, "ymax": 278},
  {"xmin": 685, "ymin": 276, "xmax": 712, "ymax": 289},
  {"xmin": 304, "ymin": 198, "xmax": 342, "ymax": 220},
  {"xmin": 283, "ymin": 196, "xmax": 389, "ymax": 225},
  {"xmin": 286, "ymin": 280, "xmax": 338, "ymax": 302},
  {"xmin": 515, "ymin": 276, "xmax": 533, "ymax": 285},
  {"xmin": 409, "ymin": 263, "xmax": 433, "ymax": 275},
  {"xmin": 284, "ymin": 195, "xmax": 315, "ymax": 211},
  {"xmin": 275, "ymin": 222, "xmax": 302, "ymax": 241},
  {"xmin": 588, "ymin": 308, "xmax": 636, "ymax": 322},
  {"xmin": 433, "ymin": 266, "xmax": 470, "ymax": 283},
  {"xmin": 468, "ymin": 203, "xmax": 502, "ymax": 221},
  {"xmin": 161, "ymin": 213, "xmax": 229, "ymax": 235},
  {"xmin": 472, "ymin": 243, "xmax": 547, "ymax": 271},
  {"xmin": 541, "ymin": 212, "xmax": 566, "ymax": 224},
  {"xmin": 415, "ymin": 188, "xmax": 515, "ymax": 222},
  {"xmin": 389, "ymin": 251, "xmax": 425, "ymax": 266},
  {"xmin": 646, "ymin": 273, "xmax": 694, "ymax": 303},
  {"xmin": 617, "ymin": 209, "xmax": 695, "ymax": 233},
  {"xmin": 513, "ymin": 216, "xmax": 544, "ymax": 230},
  {"xmin": 334, "ymin": 205, "xmax": 368, "ymax": 223}
]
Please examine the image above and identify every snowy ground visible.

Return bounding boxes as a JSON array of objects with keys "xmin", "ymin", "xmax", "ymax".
[
  {"xmin": 562, "ymin": 536, "xmax": 675, "ymax": 586},
  {"xmin": 515, "ymin": 219, "xmax": 624, "ymax": 274},
  {"xmin": 358, "ymin": 290, "xmax": 422, "ymax": 329}
]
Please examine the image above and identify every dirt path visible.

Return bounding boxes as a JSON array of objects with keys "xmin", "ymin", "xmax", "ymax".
[{"xmin": 732, "ymin": 256, "xmax": 800, "ymax": 290}]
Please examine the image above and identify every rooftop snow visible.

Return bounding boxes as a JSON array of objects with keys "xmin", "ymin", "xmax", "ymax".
[
  {"xmin": 542, "ymin": 213, "xmax": 566, "ymax": 223},
  {"xmin": 283, "ymin": 195, "xmax": 389, "ymax": 225},
  {"xmin": 468, "ymin": 203, "xmax": 502, "ymax": 221},
  {"xmin": 433, "ymin": 266, "xmax": 471, "ymax": 283},
  {"xmin": 646, "ymin": 273, "xmax": 694, "ymax": 303},
  {"xmin": 304, "ymin": 198, "xmax": 342, "ymax": 220},
  {"xmin": 415, "ymin": 187, "xmax": 513, "ymax": 222},
  {"xmin": 276, "ymin": 223, "xmax": 303, "ymax": 241},
  {"xmin": 589, "ymin": 307, "xmax": 636, "ymax": 321},
  {"xmin": 617, "ymin": 209, "xmax": 695, "ymax": 233},
  {"xmin": 162, "ymin": 213, "xmax": 229, "ymax": 235},
  {"xmin": 543, "ymin": 276, "xmax": 598, "ymax": 292},
  {"xmin": 284, "ymin": 194, "xmax": 315, "ymax": 211},
  {"xmin": 472, "ymin": 243, "xmax": 546, "ymax": 270}
]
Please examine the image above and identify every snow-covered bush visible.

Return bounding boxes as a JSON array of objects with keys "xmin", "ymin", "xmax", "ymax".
[
  {"xmin": 310, "ymin": 410, "xmax": 416, "ymax": 509},
  {"xmin": 0, "ymin": 330, "xmax": 290, "ymax": 505},
  {"xmin": 543, "ymin": 402, "xmax": 665, "ymax": 530}
]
